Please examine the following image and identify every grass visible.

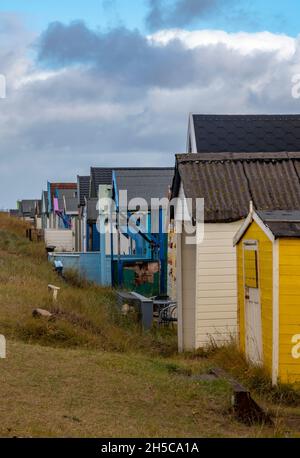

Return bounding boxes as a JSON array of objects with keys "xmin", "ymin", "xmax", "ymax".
[
  {"xmin": 0, "ymin": 341, "xmax": 255, "ymax": 438},
  {"xmin": 0, "ymin": 212, "xmax": 299, "ymax": 437},
  {"xmin": 183, "ymin": 341, "xmax": 300, "ymax": 436},
  {"xmin": 0, "ymin": 213, "xmax": 176, "ymax": 355},
  {"xmin": 210, "ymin": 342, "xmax": 300, "ymax": 406}
]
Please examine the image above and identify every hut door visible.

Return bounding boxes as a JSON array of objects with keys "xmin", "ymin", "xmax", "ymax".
[{"xmin": 243, "ymin": 241, "xmax": 263, "ymax": 366}]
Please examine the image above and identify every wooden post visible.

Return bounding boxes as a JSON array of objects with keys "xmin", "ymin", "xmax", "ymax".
[
  {"xmin": 48, "ymin": 284, "xmax": 61, "ymax": 302},
  {"xmin": 0, "ymin": 335, "xmax": 6, "ymax": 359},
  {"xmin": 211, "ymin": 368, "xmax": 273, "ymax": 426}
]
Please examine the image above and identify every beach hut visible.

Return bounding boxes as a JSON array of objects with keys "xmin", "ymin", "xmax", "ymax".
[
  {"xmin": 234, "ymin": 209, "xmax": 300, "ymax": 385},
  {"xmin": 172, "ymin": 152, "xmax": 300, "ymax": 352}
]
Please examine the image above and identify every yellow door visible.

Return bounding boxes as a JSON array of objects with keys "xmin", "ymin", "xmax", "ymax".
[{"xmin": 244, "ymin": 241, "xmax": 263, "ymax": 366}]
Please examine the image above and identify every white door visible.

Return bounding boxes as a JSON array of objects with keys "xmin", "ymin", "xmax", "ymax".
[{"xmin": 244, "ymin": 241, "xmax": 263, "ymax": 366}]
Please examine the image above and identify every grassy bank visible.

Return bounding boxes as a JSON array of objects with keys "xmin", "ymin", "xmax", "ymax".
[
  {"xmin": 0, "ymin": 213, "xmax": 176, "ymax": 355},
  {"xmin": 0, "ymin": 213, "xmax": 299, "ymax": 437}
]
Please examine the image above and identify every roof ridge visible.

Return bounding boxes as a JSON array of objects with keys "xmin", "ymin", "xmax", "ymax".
[
  {"xmin": 176, "ymin": 152, "xmax": 300, "ymax": 163},
  {"xmin": 91, "ymin": 167, "xmax": 174, "ymax": 170},
  {"xmin": 192, "ymin": 114, "xmax": 300, "ymax": 118}
]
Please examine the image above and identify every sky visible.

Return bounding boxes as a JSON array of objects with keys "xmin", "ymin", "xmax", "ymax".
[{"xmin": 1, "ymin": 0, "xmax": 300, "ymax": 207}]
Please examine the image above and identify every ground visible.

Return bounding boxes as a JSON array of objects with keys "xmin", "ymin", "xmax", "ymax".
[
  {"xmin": 0, "ymin": 213, "xmax": 300, "ymax": 438},
  {"xmin": 1, "ymin": 341, "xmax": 277, "ymax": 438}
]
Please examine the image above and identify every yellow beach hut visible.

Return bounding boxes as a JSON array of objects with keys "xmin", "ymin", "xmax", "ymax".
[{"xmin": 234, "ymin": 209, "xmax": 300, "ymax": 385}]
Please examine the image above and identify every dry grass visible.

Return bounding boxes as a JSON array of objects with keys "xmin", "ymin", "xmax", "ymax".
[
  {"xmin": 0, "ymin": 340, "xmax": 276, "ymax": 438},
  {"xmin": 210, "ymin": 343, "xmax": 300, "ymax": 406},
  {"xmin": 181, "ymin": 341, "xmax": 300, "ymax": 436},
  {"xmin": 0, "ymin": 213, "xmax": 176, "ymax": 355},
  {"xmin": 0, "ymin": 213, "xmax": 295, "ymax": 437}
]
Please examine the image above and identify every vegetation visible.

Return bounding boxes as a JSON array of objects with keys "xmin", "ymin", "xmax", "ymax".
[
  {"xmin": 0, "ymin": 213, "xmax": 176, "ymax": 355},
  {"xmin": 209, "ymin": 342, "xmax": 300, "ymax": 406},
  {"xmin": 0, "ymin": 212, "xmax": 300, "ymax": 437}
]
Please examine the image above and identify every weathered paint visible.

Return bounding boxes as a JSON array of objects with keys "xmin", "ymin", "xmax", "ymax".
[
  {"xmin": 167, "ymin": 225, "xmax": 177, "ymax": 300},
  {"xmin": 237, "ymin": 221, "xmax": 273, "ymax": 377},
  {"xmin": 113, "ymin": 261, "xmax": 160, "ymax": 297}
]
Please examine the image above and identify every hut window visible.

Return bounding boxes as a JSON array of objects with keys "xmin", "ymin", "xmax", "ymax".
[{"xmin": 244, "ymin": 242, "xmax": 259, "ymax": 289}]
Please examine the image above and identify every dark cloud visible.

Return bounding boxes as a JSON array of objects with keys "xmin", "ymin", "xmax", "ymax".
[
  {"xmin": 37, "ymin": 21, "xmax": 277, "ymax": 91},
  {"xmin": 145, "ymin": 0, "xmax": 233, "ymax": 30},
  {"xmin": 37, "ymin": 21, "xmax": 202, "ymax": 89},
  {"xmin": 1, "ymin": 16, "xmax": 300, "ymax": 209}
]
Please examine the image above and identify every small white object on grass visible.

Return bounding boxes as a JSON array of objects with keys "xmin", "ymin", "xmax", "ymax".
[
  {"xmin": 48, "ymin": 284, "xmax": 61, "ymax": 302},
  {"xmin": 0, "ymin": 335, "xmax": 6, "ymax": 359}
]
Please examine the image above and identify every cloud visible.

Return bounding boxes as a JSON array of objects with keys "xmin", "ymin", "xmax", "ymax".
[
  {"xmin": 36, "ymin": 21, "xmax": 295, "ymax": 90},
  {"xmin": 37, "ymin": 21, "xmax": 203, "ymax": 89},
  {"xmin": 151, "ymin": 29, "xmax": 296, "ymax": 59},
  {"xmin": 145, "ymin": 0, "xmax": 234, "ymax": 30},
  {"xmin": 1, "ymin": 17, "xmax": 300, "ymax": 208}
]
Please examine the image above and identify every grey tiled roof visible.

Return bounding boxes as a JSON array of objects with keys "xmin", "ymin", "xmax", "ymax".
[
  {"xmin": 173, "ymin": 152, "xmax": 300, "ymax": 223},
  {"xmin": 64, "ymin": 197, "xmax": 79, "ymax": 214},
  {"xmin": 90, "ymin": 167, "xmax": 174, "ymax": 202},
  {"xmin": 90, "ymin": 168, "xmax": 113, "ymax": 198},
  {"xmin": 114, "ymin": 168, "xmax": 174, "ymax": 210},
  {"xmin": 192, "ymin": 115, "xmax": 300, "ymax": 153},
  {"xmin": 56, "ymin": 189, "xmax": 77, "ymax": 210},
  {"xmin": 257, "ymin": 210, "xmax": 300, "ymax": 238},
  {"xmin": 77, "ymin": 176, "xmax": 90, "ymax": 206},
  {"xmin": 20, "ymin": 200, "xmax": 37, "ymax": 218}
]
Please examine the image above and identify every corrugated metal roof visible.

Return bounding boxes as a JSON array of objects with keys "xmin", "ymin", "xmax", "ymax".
[
  {"xmin": 257, "ymin": 211, "xmax": 300, "ymax": 238},
  {"xmin": 192, "ymin": 115, "xmax": 300, "ymax": 153},
  {"xmin": 174, "ymin": 152, "xmax": 300, "ymax": 223},
  {"xmin": 114, "ymin": 168, "xmax": 174, "ymax": 209}
]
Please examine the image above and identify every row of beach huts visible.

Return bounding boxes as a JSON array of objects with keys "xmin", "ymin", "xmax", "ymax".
[{"xmin": 11, "ymin": 114, "xmax": 300, "ymax": 385}]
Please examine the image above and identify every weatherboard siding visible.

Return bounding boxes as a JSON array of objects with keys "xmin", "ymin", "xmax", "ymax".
[
  {"xmin": 195, "ymin": 222, "xmax": 241, "ymax": 348},
  {"xmin": 278, "ymin": 239, "xmax": 300, "ymax": 383},
  {"xmin": 44, "ymin": 229, "xmax": 74, "ymax": 252}
]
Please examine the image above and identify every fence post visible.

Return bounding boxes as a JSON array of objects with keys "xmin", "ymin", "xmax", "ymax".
[{"xmin": 0, "ymin": 335, "xmax": 6, "ymax": 359}]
